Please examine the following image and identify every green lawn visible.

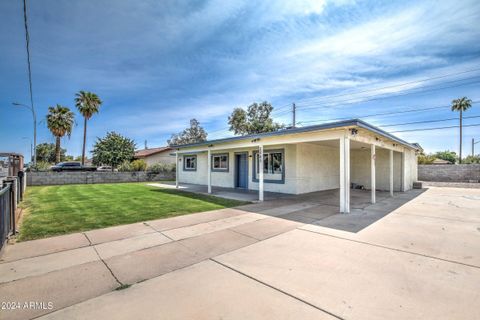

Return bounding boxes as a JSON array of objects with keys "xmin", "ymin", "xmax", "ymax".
[{"xmin": 19, "ymin": 183, "xmax": 247, "ymax": 241}]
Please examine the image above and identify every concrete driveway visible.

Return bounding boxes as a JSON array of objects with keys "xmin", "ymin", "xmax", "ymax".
[{"xmin": 0, "ymin": 187, "xmax": 479, "ymax": 319}]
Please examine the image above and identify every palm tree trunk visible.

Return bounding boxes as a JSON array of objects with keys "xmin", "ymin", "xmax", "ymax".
[
  {"xmin": 82, "ymin": 117, "xmax": 87, "ymax": 165},
  {"xmin": 459, "ymin": 109, "xmax": 463, "ymax": 164},
  {"xmin": 55, "ymin": 136, "xmax": 61, "ymax": 164}
]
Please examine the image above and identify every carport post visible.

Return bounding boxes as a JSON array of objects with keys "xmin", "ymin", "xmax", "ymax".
[
  {"xmin": 339, "ymin": 136, "xmax": 350, "ymax": 213},
  {"xmin": 258, "ymin": 145, "xmax": 264, "ymax": 202},
  {"xmin": 389, "ymin": 149, "xmax": 394, "ymax": 197},
  {"xmin": 207, "ymin": 149, "xmax": 212, "ymax": 194},
  {"xmin": 371, "ymin": 144, "xmax": 376, "ymax": 204},
  {"xmin": 175, "ymin": 152, "xmax": 179, "ymax": 188}
]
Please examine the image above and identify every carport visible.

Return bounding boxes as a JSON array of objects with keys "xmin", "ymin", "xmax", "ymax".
[{"xmin": 172, "ymin": 119, "xmax": 419, "ymax": 214}]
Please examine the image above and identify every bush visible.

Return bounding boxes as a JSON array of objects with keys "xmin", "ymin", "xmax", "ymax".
[
  {"xmin": 29, "ymin": 161, "xmax": 52, "ymax": 172},
  {"xmin": 131, "ymin": 159, "xmax": 147, "ymax": 171},
  {"xmin": 118, "ymin": 161, "xmax": 132, "ymax": 172},
  {"xmin": 118, "ymin": 159, "xmax": 148, "ymax": 172},
  {"xmin": 147, "ymin": 163, "xmax": 176, "ymax": 173},
  {"xmin": 463, "ymin": 155, "xmax": 480, "ymax": 164}
]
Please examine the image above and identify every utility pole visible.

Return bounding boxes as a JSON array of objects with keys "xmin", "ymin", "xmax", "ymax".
[
  {"xmin": 292, "ymin": 103, "xmax": 296, "ymax": 128},
  {"xmin": 144, "ymin": 140, "xmax": 148, "ymax": 150},
  {"xmin": 473, "ymin": 138, "xmax": 480, "ymax": 157}
]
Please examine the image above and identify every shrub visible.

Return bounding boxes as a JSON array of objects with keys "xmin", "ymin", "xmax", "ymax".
[
  {"xmin": 463, "ymin": 155, "xmax": 480, "ymax": 164},
  {"xmin": 29, "ymin": 161, "xmax": 52, "ymax": 172},
  {"xmin": 147, "ymin": 163, "xmax": 176, "ymax": 173},
  {"xmin": 117, "ymin": 161, "xmax": 133, "ymax": 172},
  {"xmin": 131, "ymin": 159, "xmax": 147, "ymax": 171}
]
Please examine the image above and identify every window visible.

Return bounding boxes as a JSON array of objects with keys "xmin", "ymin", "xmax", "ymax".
[
  {"xmin": 212, "ymin": 153, "xmax": 228, "ymax": 172},
  {"xmin": 183, "ymin": 155, "xmax": 197, "ymax": 171},
  {"xmin": 253, "ymin": 149, "xmax": 284, "ymax": 183}
]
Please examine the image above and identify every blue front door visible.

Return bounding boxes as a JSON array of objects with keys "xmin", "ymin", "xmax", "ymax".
[{"xmin": 235, "ymin": 153, "xmax": 248, "ymax": 188}]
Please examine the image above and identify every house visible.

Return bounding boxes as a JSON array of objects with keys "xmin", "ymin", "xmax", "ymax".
[
  {"xmin": 172, "ymin": 119, "xmax": 420, "ymax": 213},
  {"xmin": 134, "ymin": 147, "xmax": 175, "ymax": 167},
  {"xmin": 432, "ymin": 158, "xmax": 453, "ymax": 165}
]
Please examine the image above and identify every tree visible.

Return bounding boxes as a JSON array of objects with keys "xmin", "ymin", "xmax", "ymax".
[
  {"xmin": 417, "ymin": 152, "xmax": 435, "ymax": 164},
  {"xmin": 75, "ymin": 91, "xmax": 103, "ymax": 165},
  {"xmin": 228, "ymin": 101, "xmax": 284, "ymax": 136},
  {"xmin": 35, "ymin": 143, "xmax": 67, "ymax": 163},
  {"xmin": 451, "ymin": 97, "xmax": 473, "ymax": 163},
  {"xmin": 92, "ymin": 132, "xmax": 135, "ymax": 170},
  {"xmin": 46, "ymin": 105, "xmax": 75, "ymax": 164},
  {"xmin": 434, "ymin": 150, "xmax": 457, "ymax": 164},
  {"xmin": 168, "ymin": 119, "xmax": 207, "ymax": 146}
]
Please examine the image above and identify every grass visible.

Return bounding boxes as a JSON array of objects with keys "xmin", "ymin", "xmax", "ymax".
[{"xmin": 18, "ymin": 183, "xmax": 248, "ymax": 241}]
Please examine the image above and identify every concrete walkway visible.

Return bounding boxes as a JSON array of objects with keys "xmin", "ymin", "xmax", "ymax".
[{"xmin": 1, "ymin": 187, "xmax": 479, "ymax": 319}]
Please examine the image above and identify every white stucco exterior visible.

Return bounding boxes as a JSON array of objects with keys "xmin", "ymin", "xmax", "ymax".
[{"xmin": 175, "ymin": 121, "xmax": 419, "ymax": 207}]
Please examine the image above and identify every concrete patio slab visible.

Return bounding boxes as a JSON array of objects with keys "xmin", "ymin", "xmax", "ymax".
[
  {"xmin": 94, "ymin": 232, "xmax": 172, "ymax": 260},
  {"xmin": 104, "ymin": 242, "xmax": 199, "ymax": 284},
  {"xmin": 216, "ymin": 229, "xmax": 480, "ymax": 320},
  {"xmin": 0, "ymin": 261, "xmax": 118, "ymax": 320},
  {"xmin": 0, "ymin": 233, "xmax": 90, "ymax": 263},
  {"xmin": 40, "ymin": 260, "xmax": 333, "ymax": 320},
  {"xmin": 255, "ymin": 202, "xmax": 321, "ymax": 217},
  {"xmin": 162, "ymin": 212, "xmax": 266, "ymax": 240},
  {"xmin": 355, "ymin": 212, "xmax": 480, "ymax": 267},
  {"xmin": 84, "ymin": 222, "xmax": 155, "ymax": 245},
  {"xmin": 145, "ymin": 208, "xmax": 245, "ymax": 232},
  {"xmin": 0, "ymin": 247, "xmax": 99, "ymax": 283},
  {"xmin": 231, "ymin": 217, "xmax": 304, "ymax": 240},
  {"xmin": 178, "ymin": 229, "xmax": 258, "ymax": 260}
]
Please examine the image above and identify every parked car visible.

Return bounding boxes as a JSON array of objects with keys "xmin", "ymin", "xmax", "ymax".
[
  {"xmin": 50, "ymin": 162, "xmax": 97, "ymax": 172},
  {"xmin": 96, "ymin": 166, "xmax": 118, "ymax": 172}
]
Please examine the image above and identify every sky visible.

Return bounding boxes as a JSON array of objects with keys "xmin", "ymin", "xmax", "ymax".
[{"xmin": 1, "ymin": 0, "xmax": 480, "ymax": 160}]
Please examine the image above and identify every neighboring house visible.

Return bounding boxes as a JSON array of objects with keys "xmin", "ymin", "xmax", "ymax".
[
  {"xmin": 172, "ymin": 119, "xmax": 420, "ymax": 213},
  {"xmin": 432, "ymin": 158, "xmax": 453, "ymax": 165},
  {"xmin": 134, "ymin": 147, "xmax": 175, "ymax": 167}
]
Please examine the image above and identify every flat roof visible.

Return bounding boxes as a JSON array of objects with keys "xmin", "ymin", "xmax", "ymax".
[{"xmin": 172, "ymin": 119, "xmax": 418, "ymax": 149}]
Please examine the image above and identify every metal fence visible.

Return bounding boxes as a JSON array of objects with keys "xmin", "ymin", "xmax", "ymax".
[{"xmin": 0, "ymin": 182, "xmax": 15, "ymax": 251}]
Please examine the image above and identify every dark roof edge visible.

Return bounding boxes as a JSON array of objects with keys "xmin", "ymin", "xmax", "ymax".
[{"xmin": 172, "ymin": 119, "xmax": 418, "ymax": 150}]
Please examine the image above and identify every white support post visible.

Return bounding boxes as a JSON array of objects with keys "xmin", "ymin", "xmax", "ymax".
[
  {"xmin": 175, "ymin": 152, "xmax": 179, "ymax": 188},
  {"xmin": 401, "ymin": 151, "xmax": 407, "ymax": 192},
  {"xmin": 339, "ymin": 136, "xmax": 350, "ymax": 213},
  {"xmin": 258, "ymin": 145, "xmax": 264, "ymax": 202},
  {"xmin": 371, "ymin": 144, "xmax": 376, "ymax": 204},
  {"xmin": 389, "ymin": 149, "xmax": 394, "ymax": 197},
  {"xmin": 207, "ymin": 149, "xmax": 212, "ymax": 194}
]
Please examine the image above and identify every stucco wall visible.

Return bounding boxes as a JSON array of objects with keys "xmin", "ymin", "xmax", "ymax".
[
  {"xmin": 295, "ymin": 143, "xmax": 339, "ymax": 194},
  {"xmin": 351, "ymin": 148, "xmax": 405, "ymax": 191},
  {"xmin": 27, "ymin": 171, "xmax": 175, "ymax": 186},
  {"xmin": 142, "ymin": 151, "xmax": 175, "ymax": 167}
]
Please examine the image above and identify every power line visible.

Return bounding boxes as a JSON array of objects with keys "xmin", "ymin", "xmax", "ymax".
[
  {"xmin": 22, "ymin": 0, "xmax": 34, "ymax": 114},
  {"xmin": 380, "ymin": 115, "xmax": 480, "ymax": 127},
  {"xmin": 297, "ymin": 101, "xmax": 480, "ymax": 125},
  {"xmin": 292, "ymin": 67, "xmax": 480, "ymax": 106},
  {"xmin": 295, "ymin": 77, "xmax": 480, "ymax": 111},
  {"xmin": 390, "ymin": 123, "xmax": 480, "ymax": 133}
]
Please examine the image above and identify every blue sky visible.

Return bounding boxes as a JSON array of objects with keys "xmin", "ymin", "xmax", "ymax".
[{"xmin": 1, "ymin": 0, "xmax": 479, "ymax": 160}]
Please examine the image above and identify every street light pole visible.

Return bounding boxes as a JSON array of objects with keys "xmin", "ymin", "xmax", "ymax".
[
  {"xmin": 13, "ymin": 102, "xmax": 37, "ymax": 166},
  {"xmin": 22, "ymin": 137, "xmax": 33, "ymax": 163}
]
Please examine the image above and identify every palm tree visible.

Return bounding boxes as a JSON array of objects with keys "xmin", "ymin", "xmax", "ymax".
[
  {"xmin": 75, "ymin": 91, "xmax": 102, "ymax": 165},
  {"xmin": 46, "ymin": 105, "xmax": 75, "ymax": 164},
  {"xmin": 451, "ymin": 97, "xmax": 473, "ymax": 163}
]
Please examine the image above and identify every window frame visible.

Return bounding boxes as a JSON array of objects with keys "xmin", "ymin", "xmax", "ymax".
[
  {"xmin": 211, "ymin": 153, "xmax": 229, "ymax": 172},
  {"xmin": 252, "ymin": 149, "xmax": 285, "ymax": 184},
  {"xmin": 183, "ymin": 155, "xmax": 197, "ymax": 171}
]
